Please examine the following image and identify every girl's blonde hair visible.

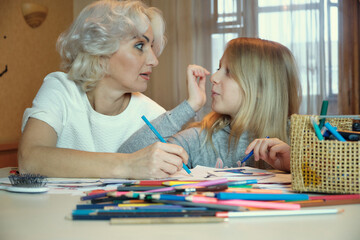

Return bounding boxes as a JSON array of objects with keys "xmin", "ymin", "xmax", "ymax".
[
  {"xmin": 196, "ymin": 38, "xmax": 301, "ymax": 148},
  {"xmin": 56, "ymin": 0, "xmax": 166, "ymax": 92}
]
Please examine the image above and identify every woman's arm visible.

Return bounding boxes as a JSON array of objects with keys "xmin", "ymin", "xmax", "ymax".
[{"xmin": 19, "ymin": 118, "xmax": 188, "ymax": 179}]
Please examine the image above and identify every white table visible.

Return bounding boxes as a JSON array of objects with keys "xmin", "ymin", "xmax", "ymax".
[{"xmin": 1, "ymin": 168, "xmax": 360, "ymax": 240}]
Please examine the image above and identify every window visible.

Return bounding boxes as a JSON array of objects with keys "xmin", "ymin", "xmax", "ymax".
[{"xmin": 211, "ymin": 0, "xmax": 339, "ymax": 114}]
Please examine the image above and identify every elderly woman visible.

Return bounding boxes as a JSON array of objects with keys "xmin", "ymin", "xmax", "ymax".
[{"xmin": 18, "ymin": 0, "xmax": 208, "ymax": 179}]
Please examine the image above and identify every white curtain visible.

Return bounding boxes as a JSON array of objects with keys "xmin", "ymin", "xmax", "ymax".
[{"xmin": 146, "ymin": 0, "xmax": 337, "ymax": 116}]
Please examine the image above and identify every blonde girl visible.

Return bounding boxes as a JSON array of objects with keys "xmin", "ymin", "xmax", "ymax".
[{"xmin": 120, "ymin": 37, "xmax": 301, "ymax": 172}]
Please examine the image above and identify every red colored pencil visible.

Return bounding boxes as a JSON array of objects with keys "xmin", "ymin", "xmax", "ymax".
[{"xmin": 309, "ymin": 194, "xmax": 360, "ymax": 201}]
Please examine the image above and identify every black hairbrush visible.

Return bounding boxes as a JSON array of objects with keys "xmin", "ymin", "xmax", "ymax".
[{"xmin": 1, "ymin": 173, "xmax": 48, "ymax": 193}]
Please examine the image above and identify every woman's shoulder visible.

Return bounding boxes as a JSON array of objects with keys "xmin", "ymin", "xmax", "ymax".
[
  {"xmin": 39, "ymin": 71, "xmax": 83, "ymax": 102},
  {"xmin": 42, "ymin": 72, "xmax": 77, "ymax": 90}
]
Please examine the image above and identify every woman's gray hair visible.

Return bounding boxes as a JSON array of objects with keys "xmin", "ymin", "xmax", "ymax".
[{"xmin": 56, "ymin": 0, "xmax": 166, "ymax": 91}]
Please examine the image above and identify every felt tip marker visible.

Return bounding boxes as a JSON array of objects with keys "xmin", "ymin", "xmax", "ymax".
[{"xmin": 325, "ymin": 122, "xmax": 346, "ymax": 142}]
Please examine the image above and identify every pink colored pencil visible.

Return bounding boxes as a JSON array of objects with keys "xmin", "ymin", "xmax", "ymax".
[
  {"xmin": 185, "ymin": 196, "xmax": 218, "ymax": 203},
  {"xmin": 107, "ymin": 191, "xmax": 130, "ymax": 197},
  {"xmin": 216, "ymin": 199, "xmax": 301, "ymax": 210}
]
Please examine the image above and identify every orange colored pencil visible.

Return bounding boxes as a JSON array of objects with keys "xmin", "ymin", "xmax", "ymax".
[{"xmin": 226, "ymin": 188, "xmax": 283, "ymax": 194}]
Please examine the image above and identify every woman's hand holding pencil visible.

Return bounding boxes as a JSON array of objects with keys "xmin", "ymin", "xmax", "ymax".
[
  {"xmin": 141, "ymin": 115, "xmax": 192, "ymax": 177},
  {"xmin": 128, "ymin": 142, "xmax": 189, "ymax": 179}
]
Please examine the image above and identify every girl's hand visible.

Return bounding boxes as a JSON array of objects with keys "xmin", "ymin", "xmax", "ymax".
[
  {"xmin": 245, "ymin": 138, "xmax": 291, "ymax": 172},
  {"xmin": 127, "ymin": 142, "xmax": 189, "ymax": 179},
  {"xmin": 186, "ymin": 64, "xmax": 210, "ymax": 112}
]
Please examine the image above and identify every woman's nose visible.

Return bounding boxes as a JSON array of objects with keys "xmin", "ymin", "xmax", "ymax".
[{"xmin": 147, "ymin": 49, "xmax": 159, "ymax": 67}]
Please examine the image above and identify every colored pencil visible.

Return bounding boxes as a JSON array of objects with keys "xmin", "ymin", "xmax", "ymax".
[
  {"xmin": 148, "ymin": 194, "xmax": 187, "ymax": 201},
  {"xmin": 214, "ymin": 192, "xmax": 309, "ymax": 201},
  {"xmin": 227, "ymin": 179, "xmax": 258, "ymax": 186},
  {"xmin": 296, "ymin": 199, "xmax": 360, "ymax": 207},
  {"xmin": 309, "ymin": 194, "xmax": 360, "ymax": 201},
  {"xmin": 185, "ymin": 196, "xmax": 218, "ymax": 203},
  {"xmin": 105, "ymin": 206, "xmax": 207, "ymax": 211},
  {"xmin": 173, "ymin": 178, "xmax": 229, "ymax": 189},
  {"xmin": 151, "ymin": 199, "xmax": 248, "ymax": 211},
  {"xmin": 225, "ymin": 188, "xmax": 283, "ymax": 194},
  {"xmin": 108, "ymin": 191, "xmax": 136, "ymax": 197},
  {"xmin": 141, "ymin": 115, "xmax": 192, "ymax": 175},
  {"xmin": 115, "ymin": 203, "xmax": 164, "ymax": 207},
  {"xmin": 72, "ymin": 210, "xmax": 217, "ymax": 220},
  {"xmin": 76, "ymin": 203, "xmax": 118, "ymax": 210},
  {"xmin": 216, "ymin": 208, "xmax": 343, "ymax": 218},
  {"xmin": 110, "ymin": 217, "xmax": 227, "ymax": 224},
  {"xmin": 117, "ymin": 186, "xmax": 168, "ymax": 191},
  {"xmin": 185, "ymin": 196, "xmax": 300, "ymax": 210},
  {"xmin": 241, "ymin": 136, "xmax": 269, "ymax": 164},
  {"xmin": 216, "ymin": 200, "xmax": 301, "ymax": 210},
  {"xmin": 162, "ymin": 181, "xmax": 202, "ymax": 186},
  {"xmin": 144, "ymin": 178, "xmax": 228, "ymax": 193},
  {"xmin": 81, "ymin": 192, "xmax": 109, "ymax": 201},
  {"xmin": 85, "ymin": 189, "xmax": 118, "ymax": 196},
  {"xmin": 176, "ymin": 184, "xmax": 228, "ymax": 193},
  {"xmin": 133, "ymin": 180, "xmax": 172, "ymax": 186},
  {"xmin": 89, "ymin": 195, "xmax": 131, "ymax": 204}
]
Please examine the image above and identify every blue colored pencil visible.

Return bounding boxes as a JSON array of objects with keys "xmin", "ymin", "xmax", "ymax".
[
  {"xmin": 80, "ymin": 192, "xmax": 109, "ymax": 201},
  {"xmin": 215, "ymin": 192, "xmax": 309, "ymax": 201},
  {"xmin": 148, "ymin": 194, "xmax": 187, "ymax": 201},
  {"xmin": 76, "ymin": 203, "xmax": 118, "ymax": 210},
  {"xmin": 241, "ymin": 136, "xmax": 269, "ymax": 164},
  {"xmin": 227, "ymin": 179, "xmax": 258, "ymax": 186},
  {"xmin": 141, "ymin": 115, "xmax": 192, "ymax": 175}
]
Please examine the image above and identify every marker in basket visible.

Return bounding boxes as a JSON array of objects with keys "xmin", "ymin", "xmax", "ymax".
[
  {"xmin": 318, "ymin": 100, "xmax": 328, "ymax": 129},
  {"xmin": 241, "ymin": 136, "xmax": 269, "ymax": 164},
  {"xmin": 310, "ymin": 117, "xmax": 324, "ymax": 140},
  {"xmin": 324, "ymin": 122, "xmax": 346, "ymax": 142},
  {"xmin": 141, "ymin": 115, "xmax": 192, "ymax": 175}
]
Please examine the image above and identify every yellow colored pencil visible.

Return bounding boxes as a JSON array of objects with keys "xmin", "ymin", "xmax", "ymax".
[
  {"xmin": 162, "ymin": 181, "xmax": 201, "ymax": 186},
  {"xmin": 116, "ymin": 203, "xmax": 164, "ymax": 207}
]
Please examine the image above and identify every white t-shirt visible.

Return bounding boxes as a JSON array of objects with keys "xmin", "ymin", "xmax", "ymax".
[{"xmin": 22, "ymin": 72, "xmax": 165, "ymax": 153}]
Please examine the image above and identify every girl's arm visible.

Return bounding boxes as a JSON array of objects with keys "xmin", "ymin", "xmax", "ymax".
[
  {"xmin": 19, "ymin": 118, "xmax": 188, "ymax": 179},
  {"xmin": 245, "ymin": 138, "xmax": 291, "ymax": 172},
  {"xmin": 119, "ymin": 65, "xmax": 209, "ymax": 153}
]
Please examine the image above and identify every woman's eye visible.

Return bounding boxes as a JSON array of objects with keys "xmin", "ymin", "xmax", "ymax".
[{"xmin": 135, "ymin": 42, "xmax": 144, "ymax": 51}]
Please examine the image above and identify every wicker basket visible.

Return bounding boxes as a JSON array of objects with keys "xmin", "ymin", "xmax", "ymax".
[{"xmin": 290, "ymin": 114, "xmax": 360, "ymax": 194}]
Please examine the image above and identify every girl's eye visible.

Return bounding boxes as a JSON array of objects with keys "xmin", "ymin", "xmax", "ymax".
[{"xmin": 135, "ymin": 42, "xmax": 144, "ymax": 51}]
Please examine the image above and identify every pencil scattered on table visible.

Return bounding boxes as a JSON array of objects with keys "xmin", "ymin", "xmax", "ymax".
[{"xmin": 67, "ymin": 177, "xmax": 354, "ymax": 224}]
